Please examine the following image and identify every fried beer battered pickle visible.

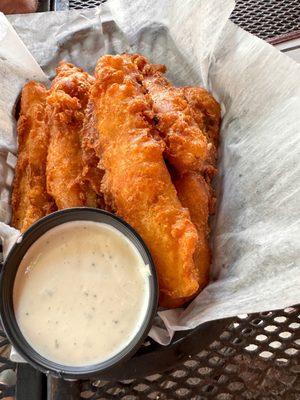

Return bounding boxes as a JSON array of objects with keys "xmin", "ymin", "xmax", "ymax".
[
  {"xmin": 124, "ymin": 54, "xmax": 210, "ymax": 174},
  {"xmin": 46, "ymin": 62, "xmax": 97, "ymax": 209},
  {"xmin": 12, "ymin": 81, "xmax": 56, "ymax": 232},
  {"xmin": 91, "ymin": 55, "xmax": 200, "ymax": 304}
]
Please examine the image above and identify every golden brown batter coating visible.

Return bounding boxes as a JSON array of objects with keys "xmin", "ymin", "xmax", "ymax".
[
  {"xmin": 182, "ymin": 86, "xmax": 221, "ymax": 181},
  {"xmin": 91, "ymin": 55, "xmax": 200, "ymax": 304},
  {"xmin": 80, "ymin": 100, "xmax": 106, "ymax": 209},
  {"xmin": 124, "ymin": 54, "xmax": 210, "ymax": 173},
  {"xmin": 46, "ymin": 62, "xmax": 97, "ymax": 209},
  {"xmin": 160, "ymin": 172, "xmax": 212, "ymax": 308},
  {"xmin": 12, "ymin": 81, "xmax": 55, "ymax": 232}
]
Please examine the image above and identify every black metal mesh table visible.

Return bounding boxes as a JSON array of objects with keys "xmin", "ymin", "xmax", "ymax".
[
  {"xmin": 51, "ymin": 0, "xmax": 300, "ymax": 42},
  {"xmin": 1, "ymin": 1, "xmax": 300, "ymax": 399},
  {"xmin": 80, "ymin": 307, "xmax": 300, "ymax": 400},
  {"xmin": 0, "ymin": 306, "xmax": 299, "ymax": 398}
]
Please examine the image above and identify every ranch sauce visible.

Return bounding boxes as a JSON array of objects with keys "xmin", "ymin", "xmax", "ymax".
[{"xmin": 13, "ymin": 221, "xmax": 150, "ymax": 366}]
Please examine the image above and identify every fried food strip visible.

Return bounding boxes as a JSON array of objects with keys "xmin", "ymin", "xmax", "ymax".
[
  {"xmin": 46, "ymin": 62, "xmax": 97, "ymax": 209},
  {"xmin": 123, "ymin": 54, "xmax": 209, "ymax": 173},
  {"xmin": 12, "ymin": 81, "xmax": 55, "ymax": 232},
  {"xmin": 80, "ymin": 100, "xmax": 106, "ymax": 209},
  {"xmin": 182, "ymin": 87, "xmax": 221, "ymax": 150},
  {"xmin": 163, "ymin": 91, "xmax": 220, "ymax": 307},
  {"xmin": 162, "ymin": 172, "xmax": 212, "ymax": 308},
  {"xmin": 181, "ymin": 86, "xmax": 221, "ymax": 180},
  {"xmin": 92, "ymin": 55, "xmax": 199, "ymax": 304}
]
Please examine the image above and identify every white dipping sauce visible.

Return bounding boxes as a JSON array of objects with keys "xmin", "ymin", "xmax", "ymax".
[{"xmin": 13, "ymin": 221, "xmax": 150, "ymax": 366}]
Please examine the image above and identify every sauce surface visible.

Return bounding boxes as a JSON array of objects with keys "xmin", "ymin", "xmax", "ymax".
[{"xmin": 13, "ymin": 221, "xmax": 150, "ymax": 366}]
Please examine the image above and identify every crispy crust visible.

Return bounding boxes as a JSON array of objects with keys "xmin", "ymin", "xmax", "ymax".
[
  {"xmin": 12, "ymin": 81, "xmax": 56, "ymax": 232},
  {"xmin": 46, "ymin": 62, "xmax": 97, "ymax": 209},
  {"xmin": 124, "ymin": 54, "xmax": 210, "ymax": 173},
  {"xmin": 80, "ymin": 100, "xmax": 106, "ymax": 209},
  {"xmin": 92, "ymin": 55, "xmax": 200, "ymax": 302}
]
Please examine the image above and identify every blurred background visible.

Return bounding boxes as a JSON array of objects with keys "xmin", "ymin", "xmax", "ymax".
[{"xmin": 0, "ymin": 0, "xmax": 299, "ymax": 42}]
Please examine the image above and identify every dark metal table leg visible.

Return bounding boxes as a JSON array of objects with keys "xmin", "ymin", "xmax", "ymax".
[
  {"xmin": 47, "ymin": 376, "xmax": 81, "ymax": 400},
  {"xmin": 15, "ymin": 364, "xmax": 45, "ymax": 400}
]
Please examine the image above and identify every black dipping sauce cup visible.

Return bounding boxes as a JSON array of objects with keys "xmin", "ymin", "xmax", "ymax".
[{"xmin": 0, "ymin": 208, "xmax": 158, "ymax": 380}]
